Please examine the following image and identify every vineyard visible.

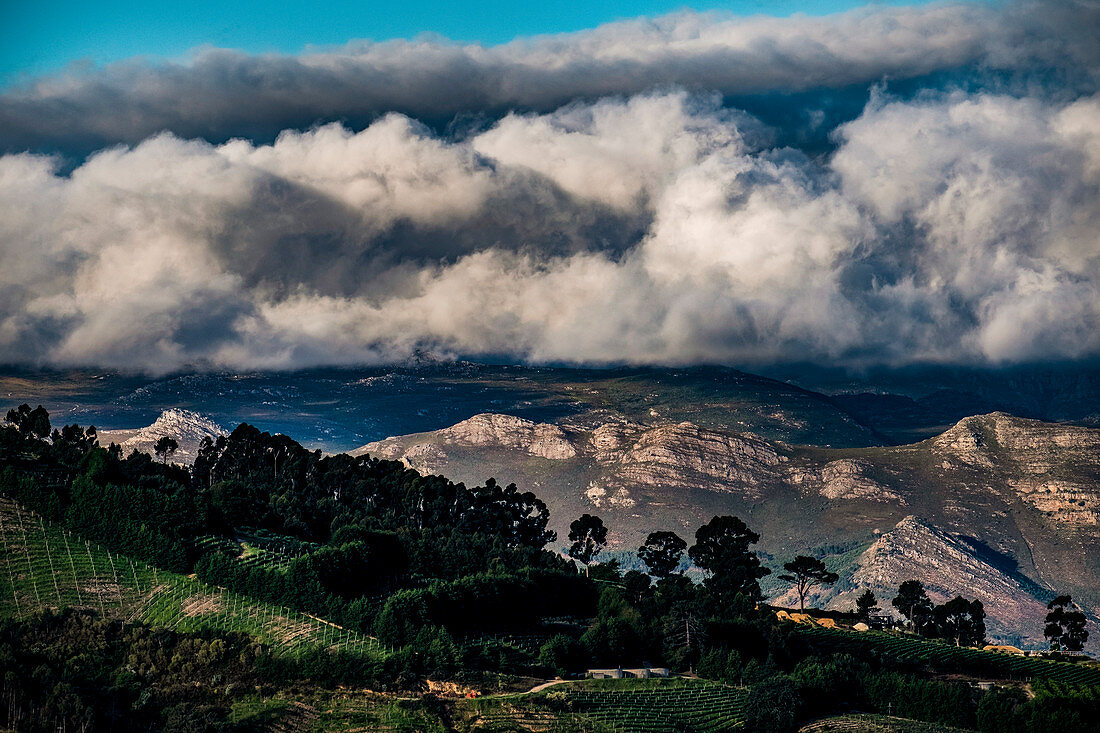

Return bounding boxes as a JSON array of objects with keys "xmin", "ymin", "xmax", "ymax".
[
  {"xmin": 797, "ymin": 713, "xmax": 972, "ymax": 732},
  {"xmin": 0, "ymin": 498, "xmax": 386, "ymax": 659},
  {"xmin": 794, "ymin": 625, "xmax": 1100, "ymax": 685},
  {"xmin": 468, "ymin": 679, "xmax": 748, "ymax": 733}
]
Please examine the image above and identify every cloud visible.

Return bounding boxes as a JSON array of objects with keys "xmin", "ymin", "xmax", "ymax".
[
  {"xmin": 0, "ymin": 2, "xmax": 1097, "ymax": 372},
  {"xmin": 2, "ymin": 2, "xmax": 1097, "ymax": 156}
]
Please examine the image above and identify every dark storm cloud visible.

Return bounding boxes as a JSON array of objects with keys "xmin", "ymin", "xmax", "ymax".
[
  {"xmin": 1, "ymin": 1, "xmax": 1094, "ymax": 155},
  {"xmin": 0, "ymin": 2, "xmax": 1098, "ymax": 373}
]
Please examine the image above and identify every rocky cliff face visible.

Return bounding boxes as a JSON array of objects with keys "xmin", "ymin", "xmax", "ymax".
[
  {"xmin": 97, "ymin": 409, "xmax": 227, "ymax": 463},
  {"xmin": 932, "ymin": 413, "xmax": 1100, "ymax": 526},
  {"xmin": 355, "ymin": 411, "xmax": 1100, "ymax": 648},
  {"xmin": 357, "ymin": 413, "xmax": 577, "ymax": 467},
  {"xmin": 842, "ymin": 516, "xmax": 1056, "ymax": 648}
]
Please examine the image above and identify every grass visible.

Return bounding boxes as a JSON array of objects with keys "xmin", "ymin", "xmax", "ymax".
[{"xmin": 0, "ymin": 497, "xmax": 386, "ymax": 660}]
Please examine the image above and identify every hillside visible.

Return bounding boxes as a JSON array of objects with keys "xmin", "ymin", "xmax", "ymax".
[
  {"xmin": 356, "ymin": 412, "xmax": 1100, "ymax": 650},
  {"xmin": 3, "ymin": 406, "xmax": 1099, "ymax": 733},
  {"xmin": 0, "ymin": 498, "xmax": 384, "ymax": 658}
]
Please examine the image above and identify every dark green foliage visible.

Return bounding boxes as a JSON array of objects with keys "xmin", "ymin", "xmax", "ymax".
[
  {"xmin": 892, "ymin": 579, "xmax": 934, "ymax": 634},
  {"xmin": 777, "ymin": 556, "xmax": 838, "ymax": 612},
  {"xmin": 745, "ymin": 673, "xmax": 801, "ymax": 733},
  {"xmin": 697, "ymin": 647, "xmax": 744, "ymax": 685},
  {"xmin": 862, "ymin": 671, "xmax": 974, "ymax": 727},
  {"xmin": 978, "ymin": 682, "xmax": 1100, "ymax": 733},
  {"xmin": 689, "ymin": 515, "xmax": 770, "ymax": 606},
  {"xmin": 5, "ymin": 403, "xmax": 51, "ymax": 439},
  {"xmin": 638, "ymin": 530, "xmax": 686, "ymax": 578},
  {"xmin": 855, "ymin": 589, "xmax": 878, "ymax": 620},
  {"xmin": 1045, "ymin": 595, "xmax": 1089, "ymax": 651},
  {"xmin": 154, "ymin": 435, "xmax": 179, "ymax": 462},
  {"xmin": 539, "ymin": 634, "xmax": 588, "ymax": 676},
  {"xmin": 582, "ymin": 587, "xmax": 647, "ymax": 666},
  {"xmin": 0, "ymin": 609, "xmax": 264, "ymax": 733},
  {"xmin": 568, "ymin": 513, "xmax": 607, "ymax": 567},
  {"xmin": 931, "ymin": 596, "xmax": 986, "ymax": 647}
]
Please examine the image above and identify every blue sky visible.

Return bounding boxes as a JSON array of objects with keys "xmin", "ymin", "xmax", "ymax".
[{"xmin": 1, "ymin": 0, "xmax": 932, "ymax": 86}]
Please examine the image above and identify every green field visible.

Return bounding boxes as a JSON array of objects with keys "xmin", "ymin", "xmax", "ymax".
[
  {"xmin": 793, "ymin": 625, "xmax": 1100, "ymax": 685},
  {"xmin": 0, "ymin": 498, "xmax": 385, "ymax": 659}
]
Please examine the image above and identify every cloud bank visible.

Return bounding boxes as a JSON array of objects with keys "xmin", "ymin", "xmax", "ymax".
[{"xmin": 0, "ymin": 2, "xmax": 1098, "ymax": 372}]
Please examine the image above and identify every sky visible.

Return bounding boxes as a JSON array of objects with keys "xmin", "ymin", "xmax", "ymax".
[
  {"xmin": 0, "ymin": 1, "xmax": 931, "ymax": 85},
  {"xmin": 0, "ymin": 0, "xmax": 1098, "ymax": 374}
]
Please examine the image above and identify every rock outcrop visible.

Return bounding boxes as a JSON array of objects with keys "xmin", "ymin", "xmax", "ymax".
[
  {"xmin": 97, "ymin": 409, "xmax": 227, "ymax": 463},
  {"xmin": 358, "ymin": 413, "xmax": 576, "ymax": 470},
  {"xmin": 787, "ymin": 458, "xmax": 905, "ymax": 504},
  {"xmin": 932, "ymin": 413, "xmax": 1100, "ymax": 526},
  {"xmin": 846, "ymin": 516, "xmax": 1053, "ymax": 646}
]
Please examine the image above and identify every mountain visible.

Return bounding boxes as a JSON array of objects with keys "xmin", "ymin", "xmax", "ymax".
[
  {"xmin": 97, "ymin": 408, "xmax": 227, "ymax": 462},
  {"xmin": 356, "ymin": 411, "xmax": 1100, "ymax": 649}
]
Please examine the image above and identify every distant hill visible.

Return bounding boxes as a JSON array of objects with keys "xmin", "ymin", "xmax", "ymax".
[
  {"xmin": 97, "ymin": 408, "xmax": 226, "ymax": 462},
  {"xmin": 357, "ymin": 411, "xmax": 1100, "ymax": 651}
]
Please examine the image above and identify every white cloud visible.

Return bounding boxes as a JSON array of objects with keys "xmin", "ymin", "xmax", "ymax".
[{"xmin": 0, "ymin": 3, "xmax": 1098, "ymax": 372}]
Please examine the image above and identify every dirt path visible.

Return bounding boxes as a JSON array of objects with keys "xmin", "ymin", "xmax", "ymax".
[{"xmin": 525, "ymin": 679, "xmax": 569, "ymax": 694}]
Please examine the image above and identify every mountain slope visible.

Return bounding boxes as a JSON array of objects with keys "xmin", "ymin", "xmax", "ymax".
[{"xmin": 357, "ymin": 411, "xmax": 1100, "ymax": 649}]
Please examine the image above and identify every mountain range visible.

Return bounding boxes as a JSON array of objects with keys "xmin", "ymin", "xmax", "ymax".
[{"xmin": 4, "ymin": 362, "xmax": 1098, "ymax": 650}]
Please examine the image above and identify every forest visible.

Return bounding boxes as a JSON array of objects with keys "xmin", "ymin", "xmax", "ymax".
[{"xmin": 0, "ymin": 405, "xmax": 1097, "ymax": 733}]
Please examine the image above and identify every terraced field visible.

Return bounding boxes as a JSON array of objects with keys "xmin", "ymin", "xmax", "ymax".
[
  {"xmin": 0, "ymin": 498, "xmax": 386, "ymax": 659},
  {"xmin": 794, "ymin": 625, "xmax": 1100, "ymax": 685},
  {"xmin": 798, "ymin": 714, "xmax": 972, "ymax": 732},
  {"xmin": 469, "ymin": 678, "xmax": 748, "ymax": 733}
]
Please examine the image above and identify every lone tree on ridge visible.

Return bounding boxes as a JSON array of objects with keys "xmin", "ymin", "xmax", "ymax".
[{"xmin": 778, "ymin": 556, "xmax": 839, "ymax": 612}]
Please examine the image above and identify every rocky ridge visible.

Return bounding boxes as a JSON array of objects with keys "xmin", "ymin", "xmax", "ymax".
[
  {"xmin": 843, "ymin": 515, "xmax": 1055, "ymax": 647},
  {"xmin": 354, "ymin": 411, "xmax": 1100, "ymax": 647},
  {"xmin": 97, "ymin": 409, "xmax": 227, "ymax": 463},
  {"xmin": 931, "ymin": 413, "xmax": 1100, "ymax": 526}
]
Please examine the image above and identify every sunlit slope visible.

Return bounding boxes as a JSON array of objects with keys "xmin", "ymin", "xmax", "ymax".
[{"xmin": 0, "ymin": 498, "xmax": 384, "ymax": 658}]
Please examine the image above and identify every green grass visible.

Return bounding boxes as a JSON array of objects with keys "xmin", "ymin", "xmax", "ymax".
[
  {"xmin": 0, "ymin": 498, "xmax": 386, "ymax": 660},
  {"xmin": 794, "ymin": 625, "xmax": 1100, "ymax": 685}
]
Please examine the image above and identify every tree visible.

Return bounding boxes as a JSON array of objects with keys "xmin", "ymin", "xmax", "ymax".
[
  {"xmin": 933, "ymin": 596, "xmax": 986, "ymax": 647},
  {"xmin": 892, "ymin": 580, "xmax": 933, "ymax": 634},
  {"xmin": 5, "ymin": 403, "xmax": 51, "ymax": 439},
  {"xmin": 1045, "ymin": 595, "xmax": 1089, "ymax": 652},
  {"xmin": 568, "ymin": 514, "xmax": 607, "ymax": 575},
  {"xmin": 688, "ymin": 515, "xmax": 770, "ymax": 604},
  {"xmin": 778, "ymin": 556, "xmax": 839, "ymax": 612},
  {"xmin": 638, "ymin": 530, "xmax": 687, "ymax": 578},
  {"xmin": 745, "ymin": 673, "xmax": 801, "ymax": 733},
  {"xmin": 154, "ymin": 436, "xmax": 179, "ymax": 463},
  {"xmin": 855, "ymin": 589, "xmax": 878, "ymax": 621}
]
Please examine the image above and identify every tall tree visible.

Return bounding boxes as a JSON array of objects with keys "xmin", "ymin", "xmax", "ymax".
[
  {"xmin": 638, "ymin": 530, "xmax": 687, "ymax": 578},
  {"xmin": 933, "ymin": 596, "xmax": 986, "ymax": 647},
  {"xmin": 689, "ymin": 515, "xmax": 770, "ymax": 604},
  {"xmin": 892, "ymin": 580, "xmax": 934, "ymax": 634},
  {"xmin": 1045, "ymin": 595, "xmax": 1089, "ymax": 652},
  {"xmin": 568, "ymin": 514, "xmax": 607, "ymax": 575},
  {"xmin": 778, "ymin": 556, "xmax": 839, "ymax": 612},
  {"xmin": 154, "ymin": 436, "xmax": 179, "ymax": 463},
  {"xmin": 855, "ymin": 589, "xmax": 878, "ymax": 621},
  {"xmin": 5, "ymin": 403, "xmax": 51, "ymax": 439}
]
